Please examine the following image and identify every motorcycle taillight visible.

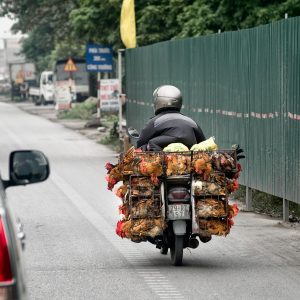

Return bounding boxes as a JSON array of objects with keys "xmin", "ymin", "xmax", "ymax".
[
  {"xmin": 0, "ymin": 217, "xmax": 13, "ymax": 284},
  {"xmin": 168, "ymin": 187, "xmax": 190, "ymax": 202}
]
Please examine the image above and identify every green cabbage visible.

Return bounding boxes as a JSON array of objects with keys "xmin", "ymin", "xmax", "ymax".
[
  {"xmin": 190, "ymin": 137, "xmax": 218, "ymax": 151},
  {"xmin": 163, "ymin": 143, "xmax": 189, "ymax": 152}
]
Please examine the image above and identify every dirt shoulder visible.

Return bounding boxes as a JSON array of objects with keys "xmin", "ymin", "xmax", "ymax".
[{"xmin": 7, "ymin": 99, "xmax": 109, "ymax": 143}]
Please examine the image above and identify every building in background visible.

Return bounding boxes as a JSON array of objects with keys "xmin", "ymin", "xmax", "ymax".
[{"xmin": 0, "ymin": 37, "xmax": 25, "ymax": 80}]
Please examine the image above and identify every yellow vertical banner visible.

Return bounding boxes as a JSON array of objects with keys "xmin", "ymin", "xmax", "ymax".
[{"xmin": 120, "ymin": 0, "xmax": 136, "ymax": 48}]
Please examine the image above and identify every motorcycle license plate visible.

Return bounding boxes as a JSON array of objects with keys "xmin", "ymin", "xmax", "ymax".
[{"xmin": 168, "ymin": 204, "xmax": 190, "ymax": 220}]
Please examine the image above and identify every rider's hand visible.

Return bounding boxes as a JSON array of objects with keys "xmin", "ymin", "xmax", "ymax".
[
  {"xmin": 236, "ymin": 145, "xmax": 245, "ymax": 161},
  {"xmin": 140, "ymin": 144, "xmax": 148, "ymax": 151},
  {"xmin": 232, "ymin": 144, "xmax": 245, "ymax": 161}
]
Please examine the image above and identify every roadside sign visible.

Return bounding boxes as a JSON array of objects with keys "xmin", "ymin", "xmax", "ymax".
[
  {"xmin": 54, "ymin": 80, "xmax": 73, "ymax": 110},
  {"xmin": 99, "ymin": 79, "xmax": 119, "ymax": 111},
  {"xmin": 86, "ymin": 44, "xmax": 113, "ymax": 72},
  {"xmin": 64, "ymin": 58, "xmax": 77, "ymax": 72}
]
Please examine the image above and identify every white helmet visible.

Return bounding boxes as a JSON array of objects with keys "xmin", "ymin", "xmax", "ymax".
[{"xmin": 153, "ymin": 85, "xmax": 182, "ymax": 115}]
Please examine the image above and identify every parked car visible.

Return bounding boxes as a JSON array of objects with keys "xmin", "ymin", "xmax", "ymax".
[{"xmin": 0, "ymin": 150, "xmax": 50, "ymax": 299}]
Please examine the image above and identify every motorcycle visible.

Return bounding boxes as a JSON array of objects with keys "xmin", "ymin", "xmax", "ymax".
[{"xmin": 127, "ymin": 128, "xmax": 210, "ymax": 266}]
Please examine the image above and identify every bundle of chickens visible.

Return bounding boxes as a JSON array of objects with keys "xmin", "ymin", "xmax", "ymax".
[
  {"xmin": 211, "ymin": 152, "xmax": 236, "ymax": 173},
  {"xmin": 195, "ymin": 198, "xmax": 226, "ymax": 218},
  {"xmin": 197, "ymin": 203, "xmax": 239, "ymax": 236},
  {"xmin": 135, "ymin": 152, "xmax": 163, "ymax": 182},
  {"xmin": 193, "ymin": 180, "xmax": 226, "ymax": 196},
  {"xmin": 131, "ymin": 197, "xmax": 161, "ymax": 218},
  {"xmin": 198, "ymin": 219, "xmax": 229, "ymax": 236},
  {"xmin": 130, "ymin": 176, "xmax": 157, "ymax": 197},
  {"xmin": 192, "ymin": 152, "xmax": 213, "ymax": 181},
  {"xmin": 105, "ymin": 147, "xmax": 164, "ymax": 190},
  {"xmin": 116, "ymin": 217, "xmax": 166, "ymax": 241},
  {"xmin": 163, "ymin": 143, "xmax": 191, "ymax": 176},
  {"xmin": 105, "ymin": 139, "xmax": 241, "ymax": 240},
  {"xmin": 165, "ymin": 153, "xmax": 191, "ymax": 176},
  {"xmin": 193, "ymin": 152, "xmax": 236, "ymax": 176}
]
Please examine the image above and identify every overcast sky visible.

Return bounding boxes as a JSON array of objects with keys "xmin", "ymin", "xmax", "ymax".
[{"xmin": 0, "ymin": 16, "xmax": 17, "ymax": 38}]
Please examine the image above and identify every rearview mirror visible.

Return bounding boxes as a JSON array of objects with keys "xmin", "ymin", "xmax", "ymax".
[
  {"xmin": 127, "ymin": 127, "xmax": 140, "ymax": 148},
  {"xmin": 127, "ymin": 127, "xmax": 140, "ymax": 138},
  {"xmin": 6, "ymin": 150, "xmax": 50, "ymax": 188}
]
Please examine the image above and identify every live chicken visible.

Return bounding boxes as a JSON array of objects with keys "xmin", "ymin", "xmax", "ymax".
[{"xmin": 196, "ymin": 198, "xmax": 226, "ymax": 218}]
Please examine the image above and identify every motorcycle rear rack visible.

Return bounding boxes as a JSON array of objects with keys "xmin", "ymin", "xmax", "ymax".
[{"xmin": 118, "ymin": 149, "xmax": 237, "ymax": 178}]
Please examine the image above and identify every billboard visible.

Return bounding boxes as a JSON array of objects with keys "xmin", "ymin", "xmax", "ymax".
[{"xmin": 99, "ymin": 79, "xmax": 119, "ymax": 111}]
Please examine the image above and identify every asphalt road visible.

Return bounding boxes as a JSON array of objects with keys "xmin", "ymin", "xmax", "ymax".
[{"xmin": 0, "ymin": 101, "xmax": 300, "ymax": 300}]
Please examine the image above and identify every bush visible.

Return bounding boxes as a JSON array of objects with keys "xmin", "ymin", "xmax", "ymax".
[
  {"xmin": 232, "ymin": 185, "xmax": 300, "ymax": 219},
  {"xmin": 252, "ymin": 190, "xmax": 283, "ymax": 217},
  {"xmin": 101, "ymin": 114, "xmax": 119, "ymax": 127},
  {"xmin": 98, "ymin": 120, "xmax": 120, "ymax": 151},
  {"xmin": 58, "ymin": 99, "xmax": 97, "ymax": 120}
]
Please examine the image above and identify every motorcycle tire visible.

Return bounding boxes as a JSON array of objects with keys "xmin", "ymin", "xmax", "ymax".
[{"xmin": 170, "ymin": 235, "xmax": 184, "ymax": 266}]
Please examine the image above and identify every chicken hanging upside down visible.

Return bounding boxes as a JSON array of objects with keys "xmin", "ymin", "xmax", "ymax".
[
  {"xmin": 165, "ymin": 154, "xmax": 191, "ymax": 176},
  {"xmin": 131, "ymin": 198, "xmax": 161, "ymax": 218},
  {"xmin": 131, "ymin": 218, "xmax": 166, "ymax": 238},
  {"xmin": 130, "ymin": 176, "xmax": 158, "ymax": 196},
  {"xmin": 192, "ymin": 153, "xmax": 212, "ymax": 180},
  {"xmin": 105, "ymin": 163, "xmax": 123, "ymax": 190},
  {"xmin": 196, "ymin": 198, "xmax": 226, "ymax": 218},
  {"xmin": 115, "ymin": 184, "xmax": 128, "ymax": 198},
  {"xmin": 211, "ymin": 152, "xmax": 235, "ymax": 173},
  {"xmin": 116, "ymin": 218, "xmax": 166, "ymax": 240},
  {"xmin": 138, "ymin": 154, "xmax": 163, "ymax": 183},
  {"xmin": 193, "ymin": 180, "xmax": 226, "ymax": 196},
  {"xmin": 198, "ymin": 219, "xmax": 229, "ymax": 236}
]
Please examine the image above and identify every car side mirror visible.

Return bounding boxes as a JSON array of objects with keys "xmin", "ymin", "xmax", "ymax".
[{"xmin": 5, "ymin": 150, "xmax": 50, "ymax": 189}]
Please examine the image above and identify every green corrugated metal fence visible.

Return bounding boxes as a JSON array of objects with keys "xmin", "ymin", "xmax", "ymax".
[{"xmin": 125, "ymin": 17, "xmax": 300, "ymax": 205}]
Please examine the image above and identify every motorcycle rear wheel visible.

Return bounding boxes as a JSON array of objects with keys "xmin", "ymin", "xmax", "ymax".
[{"xmin": 170, "ymin": 235, "xmax": 184, "ymax": 266}]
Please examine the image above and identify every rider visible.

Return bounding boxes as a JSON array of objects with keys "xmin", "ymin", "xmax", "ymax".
[
  {"xmin": 137, "ymin": 85, "xmax": 212, "ymax": 244},
  {"xmin": 137, "ymin": 85, "xmax": 206, "ymax": 151}
]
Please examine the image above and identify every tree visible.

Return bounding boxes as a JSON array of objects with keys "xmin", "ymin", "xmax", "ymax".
[
  {"xmin": 1, "ymin": 0, "xmax": 300, "ymax": 70},
  {"xmin": 0, "ymin": 0, "xmax": 81, "ymax": 73},
  {"xmin": 70, "ymin": 0, "xmax": 121, "ymax": 49}
]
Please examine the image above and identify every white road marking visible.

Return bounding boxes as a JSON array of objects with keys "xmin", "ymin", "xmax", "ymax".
[{"xmin": 51, "ymin": 171, "xmax": 186, "ymax": 299}]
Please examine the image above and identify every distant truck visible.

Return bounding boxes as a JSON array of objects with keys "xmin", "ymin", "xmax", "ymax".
[
  {"xmin": 8, "ymin": 62, "xmax": 36, "ymax": 99},
  {"xmin": 28, "ymin": 71, "xmax": 54, "ymax": 105},
  {"xmin": 53, "ymin": 58, "xmax": 89, "ymax": 110}
]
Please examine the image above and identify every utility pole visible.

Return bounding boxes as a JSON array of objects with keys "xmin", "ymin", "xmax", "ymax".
[
  {"xmin": 97, "ymin": 72, "xmax": 101, "ymax": 120},
  {"xmin": 118, "ymin": 49, "xmax": 125, "ymax": 136}
]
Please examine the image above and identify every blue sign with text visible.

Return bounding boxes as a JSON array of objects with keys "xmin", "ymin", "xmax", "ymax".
[{"xmin": 85, "ymin": 44, "xmax": 113, "ymax": 72}]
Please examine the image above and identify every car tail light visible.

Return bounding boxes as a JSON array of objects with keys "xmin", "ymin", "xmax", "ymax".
[{"xmin": 0, "ymin": 217, "xmax": 13, "ymax": 284}]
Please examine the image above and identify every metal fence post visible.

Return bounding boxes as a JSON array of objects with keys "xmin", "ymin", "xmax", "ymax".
[
  {"xmin": 245, "ymin": 187, "xmax": 253, "ymax": 211},
  {"xmin": 283, "ymin": 199, "xmax": 289, "ymax": 222},
  {"xmin": 118, "ymin": 49, "xmax": 125, "ymax": 136}
]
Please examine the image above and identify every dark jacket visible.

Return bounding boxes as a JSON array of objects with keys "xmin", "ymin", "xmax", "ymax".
[{"xmin": 137, "ymin": 110, "xmax": 205, "ymax": 150}]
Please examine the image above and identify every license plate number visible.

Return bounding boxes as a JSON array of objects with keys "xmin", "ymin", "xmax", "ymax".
[{"xmin": 168, "ymin": 204, "xmax": 190, "ymax": 220}]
